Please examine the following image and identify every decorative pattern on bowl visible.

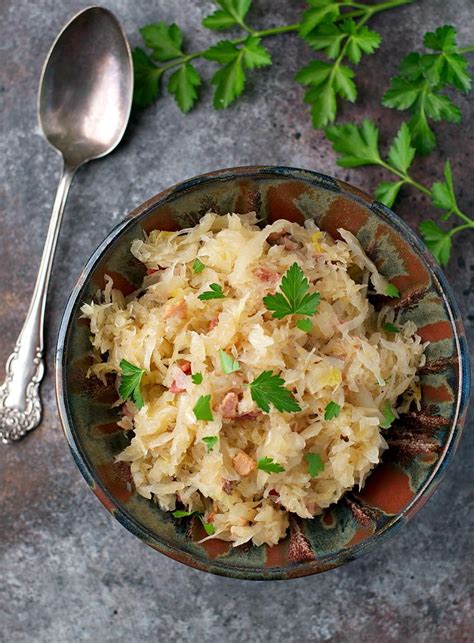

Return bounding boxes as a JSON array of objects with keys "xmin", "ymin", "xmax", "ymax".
[{"xmin": 56, "ymin": 167, "xmax": 470, "ymax": 580}]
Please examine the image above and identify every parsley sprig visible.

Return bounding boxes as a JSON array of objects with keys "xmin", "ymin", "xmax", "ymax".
[
  {"xmin": 263, "ymin": 263, "xmax": 320, "ymax": 320},
  {"xmin": 383, "ymin": 26, "xmax": 472, "ymax": 154},
  {"xmin": 172, "ymin": 509, "xmax": 216, "ymax": 535},
  {"xmin": 249, "ymin": 370, "xmax": 301, "ymax": 413},
  {"xmin": 304, "ymin": 453, "xmax": 325, "ymax": 478},
  {"xmin": 326, "ymin": 118, "xmax": 473, "ymax": 266},
  {"xmin": 257, "ymin": 457, "xmax": 285, "ymax": 474},
  {"xmin": 119, "ymin": 360, "xmax": 146, "ymax": 409},
  {"xmin": 132, "ymin": 0, "xmax": 414, "ymax": 125}
]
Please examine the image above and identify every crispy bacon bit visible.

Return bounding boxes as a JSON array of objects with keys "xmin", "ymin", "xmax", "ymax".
[
  {"xmin": 222, "ymin": 479, "xmax": 235, "ymax": 495},
  {"xmin": 233, "ymin": 452, "xmax": 256, "ymax": 477},
  {"xmin": 238, "ymin": 410, "xmax": 262, "ymax": 420},
  {"xmin": 179, "ymin": 361, "xmax": 192, "ymax": 374},
  {"xmin": 122, "ymin": 404, "xmax": 133, "ymax": 418},
  {"xmin": 163, "ymin": 299, "xmax": 187, "ymax": 320},
  {"xmin": 254, "ymin": 267, "xmax": 280, "ymax": 285},
  {"xmin": 266, "ymin": 231, "xmax": 301, "ymax": 250},
  {"xmin": 169, "ymin": 369, "xmax": 188, "ymax": 394},
  {"xmin": 306, "ymin": 502, "xmax": 319, "ymax": 514},
  {"xmin": 209, "ymin": 316, "xmax": 220, "ymax": 330},
  {"xmin": 267, "ymin": 230, "xmax": 287, "ymax": 245},
  {"xmin": 207, "ymin": 510, "xmax": 217, "ymax": 523},
  {"xmin": 219, "ymin": 392, "xmax": 239, "ymax": 418},
  {"xmin": 268, "ymin": 489, "xmax": 281, "ymax": 505},
  {"xmin": 146, "ymin": 268, "xmax": 158, "ymax": 276}
]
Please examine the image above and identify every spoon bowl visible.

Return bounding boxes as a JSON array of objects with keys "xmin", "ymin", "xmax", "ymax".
[{"xmin": 39, "ymin": 7, "xmax": 133, "ymax": 167}]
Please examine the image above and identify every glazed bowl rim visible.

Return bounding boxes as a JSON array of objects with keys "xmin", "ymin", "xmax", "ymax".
[{"xmin": 55, "ymin": 165, "xmax": 470, "ymax": 580}]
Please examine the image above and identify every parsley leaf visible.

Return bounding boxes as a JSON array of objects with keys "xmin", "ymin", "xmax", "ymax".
[
  {"xmin": 296, "ymin": 61, "xmax": 356, "ymax": 128},
  {"xmin": 200, "ymin": 517, "xmax": 216, "ymax": 536},
  {"xmin": 387, "ymin": 122, "xmax": 416, "ymax": 174},
  {"xmin": 198, "ymin": 283, "xmax": 226, "ymax": 300},
  {"xmin": 172, "ymin": 509, "xmax": 194, "ymax": 518},
  {"xmin": 204, "ymin": 36, "xmax": 271, "ymax": 109},
  {"xmin": 203, "ymin": 0, "xmax": 251, "ymax": 31},
  {"xmin": 119, "ymin": 360, "xmax": 146, "ymax": 409},
  {"xmin": 172, "ymin": 509, "xmax": 216, "ymax": 535},
  {"xmin": 257, "ymin": 457, "xmax": 285, "ymax": 474},
  {"xmin": 423, "ymin": 25, "xmax": 471, "ymax": 92},
  {"xmin": 431, "ymin": 160, "xmax": 458, "ymax": 218},
  {"xmin": 140, "ymin": 22, "xmax": 184, "ymax": 61},
  {"xmin": 343, "ymin": 20, "xmax": 381, "ymax": 65},
  {"xmin": 382, "ymin": 26, "xmax": 471, "ymax": 154},
  {"xmin": 325, "ymin": 119, "xmax": 382, "ymax": 167},
  {"xmin": 385, "ymin": 284, "xmax": 400, "ymax": 298},
  {"xmin": 383, "ymin": 322, "xmax": 400, "ymax": 333},
  {"xmin": 167, "ymin": 62, "xmax": 202, "ymax": 113},
  {"xmin": 298, "ymin": 1, "xmax": 341, "ymax": 40},
  {"xmin": 192, "ymin": 258, "xmax": 205, "ymax": 274},
  {"xmin": 263, "ymin": 262, "xmax": 320, "ymax": 320},
  {"xmin": 203, "ymin": 436, "xmax": 219, "ymax": 451},
  {"xmin": 324, "ymin": 401, "xmax": 341, "ymax": 420},
  {"xmin": 193, "ymin": 395, "xmax": 214, "ymax": 421},
  {"xmin": 132, "ymin": 48, "xmax": 162, "ymax": 107},
  {"xmin": 296, "ymin": 318, "xmax": 313, "ymax": 332},
  {"xmin": 380, "ymin": 401, "xmax": 396, "ymax": 429},
  {"xmin": 249, "ymin": 371, "xmax": 301, "ymax": 413},
  {"xmin": 304, "ymin": 453, "xmax": 325, "ymax": 478},
  {"xmin": 419, "ymin": 220, "xmax": 452, "ymax": 266},
  {"xmin": 374, "ymin": 180, "xmax": 405, "ymax": 208},
  {"xmin": 191, "ymin": 372, "xmax": 203, "ymax": 385},
  {"xmin": 219, "ymin": 350, "xmax": 240, "ymax": 374}
]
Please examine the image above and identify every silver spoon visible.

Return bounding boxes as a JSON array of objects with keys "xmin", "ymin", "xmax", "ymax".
[{"xmin": 0, "ymin": 7, "xmax": 133, "ymax": 443}]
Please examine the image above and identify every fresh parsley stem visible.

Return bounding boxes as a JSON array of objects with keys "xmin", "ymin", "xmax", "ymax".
[
  {"xmin": 379, "ymin": 160, "xmax": 473, "ymax": 227},
  {"xmin": 450, "ymin": 222, "xmax": 474, "ymax": 236},
  {"xmin": 144, "ymin": 0, "xmax": 412, "ymax": 78},
  {"xmin": 379, "ymin": 160, "xmax": 431, "ymax": 196},
  {"xmin": 459, "ymin": 44, "xmax": 474, "ymax": 54}
]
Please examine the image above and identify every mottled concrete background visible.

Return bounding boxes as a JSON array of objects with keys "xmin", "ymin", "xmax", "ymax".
[{"xmin": 1, "ymin": 0, "xmax": 473, "ymax": 641}]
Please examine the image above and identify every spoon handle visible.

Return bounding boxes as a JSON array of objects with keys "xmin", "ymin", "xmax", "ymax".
[{"xmin": 0, "ymin": 161, "xmax": 76, "ymax": 443}]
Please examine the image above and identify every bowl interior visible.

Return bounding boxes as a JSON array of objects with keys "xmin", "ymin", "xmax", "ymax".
[{"xmin": 56, "ymin": 167, "xmax": 469, "ymax": 579}]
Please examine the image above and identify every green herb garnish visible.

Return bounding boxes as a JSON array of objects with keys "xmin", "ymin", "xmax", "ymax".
[
  {"xmin": 119, "ymin": 359, "xmax": 146, "ymax": 409},
  {"xmin": 200, "ymin": 518, "xmax": 216, "ymax": 536},
  {"xmin": 383, "ymin": 322, "xmax": 400, "ymax": 333},
  {"xmin": 172, "ymin": 509, "xmax": 194, "ymax": 518},
  {"xmin": 324, "ymin": 401, "xmax": 341, "ymax": 420},
  {"xmin": 325, "ymin": 118, "xmax": 473, "ymax": 266},
  {"xmin": 198, "ymin": 283, "xmax": 226, "ymax": 300},
  {"xmin": 132, "ymin": 0, "xmax": 413, "ymax": 124},
  {"xmin": 193, "ymin": 395, "xmax": 214, "ymax": 421},
  {"xmin": 191, "ymin": 372, "xmax": 203, "ymax": 384},
  {"xmin": 380, "ymin": 401, "xmax": 396, "ymax": 429},
  {"xmin": 296, "ymin": 318, "xmax": 313, "ymax": 332},
  {"xmin": 192, "ymin": 258, "xmax": 205, "ymax": 274},
  {"xmin": 385, "ymin": 283, "xmax": 400, "ymax": 298},
  {"xmin": 263, "ymin": 262, "xmax": 320, "ymax": 320},
  {"xmin": 219, "ymin": 350, "xmax": 240, "ymax": 374},
  {"xmin": 257, "ymin": 457, "xmax": 285, "ymax": 474},
  {"xmin": 304, "ymin": 453, "xmax": 325, "ymax": 478},
  {"xmin": 172, "ymin": 509, "xmax": 216, "ymax": 535},
  {"xmin": 203, "ymin": 435, "xmax": 219, "ymax": 451},
  {"xmin": 249, "ymin": 371, "xmax": 301, "ymax": 414},
  {"xmin": 382, "ymin": 25, "xmax": 471, "ymax": 154}
]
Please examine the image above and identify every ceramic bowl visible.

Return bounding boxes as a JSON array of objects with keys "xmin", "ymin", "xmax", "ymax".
[{"xmin": 56, "ymin": 166, "xmax": 470, "ymax": 580}]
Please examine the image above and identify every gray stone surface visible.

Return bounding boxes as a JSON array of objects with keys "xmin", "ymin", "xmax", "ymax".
[{"xmin": 1, "ymin": 0, "xmax": 473, "ymax": 641}]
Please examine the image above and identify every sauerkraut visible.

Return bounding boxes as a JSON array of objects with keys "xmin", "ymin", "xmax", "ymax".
[{"xmin": 81, "ymin": 213, "xmax": 425, "ymax": 547}]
